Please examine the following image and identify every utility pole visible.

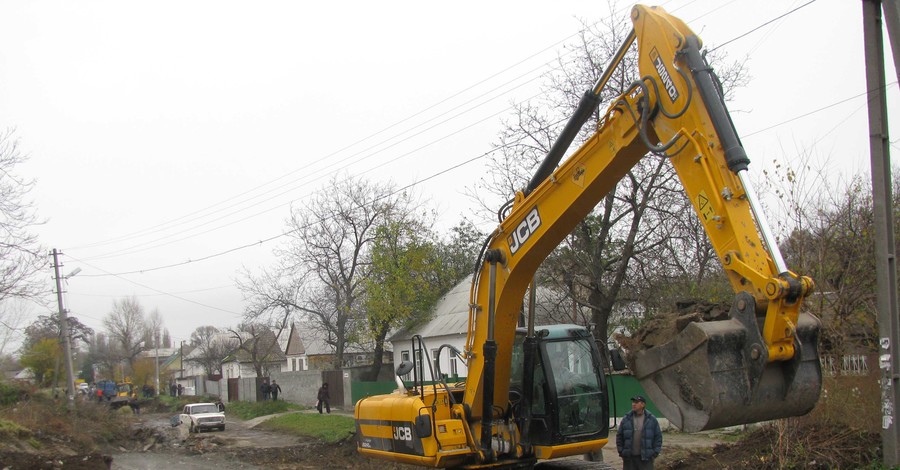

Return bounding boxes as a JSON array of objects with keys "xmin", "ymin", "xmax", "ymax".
[
  {"xmin": 51, "ymin": 249, "xmax": 77, "ymax": 411},
  {"xmin": 155, "ymin": 332, "xmax": 160, "ymax": 397},
  {"xmin": 862, "ymin": 0, "xmax": 900, "ymax": 465}
]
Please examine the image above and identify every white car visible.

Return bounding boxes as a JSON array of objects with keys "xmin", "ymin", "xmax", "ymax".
[{"xmin": 179, "ymin": 402, "xmax": 226, "ymax": 433}]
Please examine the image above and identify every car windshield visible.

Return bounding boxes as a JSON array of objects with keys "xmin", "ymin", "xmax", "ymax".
[{"xmin": 191, "ymin": 405, "xmax": 220, "ymax": 414}]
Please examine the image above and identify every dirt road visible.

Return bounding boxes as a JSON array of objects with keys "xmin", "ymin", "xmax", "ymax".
[
  {"xmin": 111, "ymin": 411, "xmax": 308, "ymax": 470},
  {"xmin": 108, "ymin": 411, "xmax": 722, "ymax": 470}
]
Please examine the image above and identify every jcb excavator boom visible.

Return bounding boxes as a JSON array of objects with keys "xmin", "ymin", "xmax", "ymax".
[{"xmin": 355, "ymin": 5, "xmax": 821, "ymax": 468}]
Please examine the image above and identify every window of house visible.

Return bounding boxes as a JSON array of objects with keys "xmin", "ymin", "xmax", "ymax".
[
  {"xmin": 450, "ymin": 357, "xmax": 458, "ymax": 377},
  {"xmin": 301, "ymin": 357, "xmax": 308, "ymax": 371}
]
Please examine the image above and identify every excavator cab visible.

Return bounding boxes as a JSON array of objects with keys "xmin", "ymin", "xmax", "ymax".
[{"xmin": 510, "ymin": 325, "xmax": 609, "ymax": 447}]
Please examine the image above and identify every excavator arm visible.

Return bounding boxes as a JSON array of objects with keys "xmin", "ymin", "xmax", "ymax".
[
  {"xmin": 464, "ymin": 4, "xmax": 820, "ymax": 437},
  {"xmin": 355, "ymin": 5, "xmax": 821, "ymax": 468}
]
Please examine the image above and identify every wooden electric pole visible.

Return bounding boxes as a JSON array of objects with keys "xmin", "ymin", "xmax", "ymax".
[
  {"xmin": 51, "ymin": 249, "xmax": 77, "ymax": 411},
  {"xmin": 862, "ymin": 0, "xmax": 900, "ymax": 465}
]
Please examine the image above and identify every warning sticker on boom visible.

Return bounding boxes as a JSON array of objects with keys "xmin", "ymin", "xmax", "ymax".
[{"xmin": 697, "ymin": 191, "xmax": 715, "ymax": 222}]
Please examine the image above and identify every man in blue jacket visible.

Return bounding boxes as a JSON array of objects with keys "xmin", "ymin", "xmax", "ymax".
[{"xmin": 616, "ymin": 395, "xmax": 663, "ymax": 470}]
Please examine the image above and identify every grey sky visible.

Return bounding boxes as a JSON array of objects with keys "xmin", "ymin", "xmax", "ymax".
[{"xmin": 0, "ymin": 1, "xmax": 894, "ymax": 346}]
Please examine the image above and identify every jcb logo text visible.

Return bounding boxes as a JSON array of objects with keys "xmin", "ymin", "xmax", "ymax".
[
  {"xmin": 393, "ymin": 426, "xmax": 413, "ymax": 441},
  {"xmin": 650, "ymin": 48, "xmax": 679, "ymax": 102},
  {"xmin": 508, "ymin": 208, "xmax": 541, "ymax": 255}
]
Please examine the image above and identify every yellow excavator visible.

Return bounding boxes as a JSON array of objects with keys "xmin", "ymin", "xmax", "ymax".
[{"xmin": 355, "ymin": 4, "xmax": 822, "ymax": 468}]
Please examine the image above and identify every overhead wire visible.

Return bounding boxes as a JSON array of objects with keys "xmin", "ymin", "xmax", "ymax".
[
  {"xmin": 66, "ymin": 1, "xmax": 856, "ymax": 302},
  {"xmin": 69, "ymin": 10, "xmax": 632, "ymax": 258},
  {"xmin": 79, "ymin": 139, "xmax": 528, "ymax": 277},
  {"xmin": 69, "ymin": 1, "xmax": 684, "ymax": 266},
  {"xmin": 79, "ymin": 54, "xmax": 582, "ymax": 262},
  {"xmin": 77, "ymin": 0, "xmax": 819, "ymax": 265},
  {"xmin": 709, "ymin": 0, "xmax": 818, "ymax": 53},
  {"xmin": 68, "ymin": 255, "xmax": 243, "ymax": 316}
]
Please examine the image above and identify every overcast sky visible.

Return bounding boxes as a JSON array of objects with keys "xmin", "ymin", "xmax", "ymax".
[{"xmin": 0, "ymin": 0, "xmax": 895, "ymax": 348}]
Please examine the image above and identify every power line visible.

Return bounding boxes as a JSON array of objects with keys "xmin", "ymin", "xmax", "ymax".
[
  {"xmin": 69, "ymin": 1, "xmax": 844, "ymax": 280},
  {"xmin": 68, "ymin": 11, "xmax": 627, "ymax": 256},
  {"xmin": 77, "ymin": 55, "xmax": 575, "ymax": 262},
  {"xmin": 74, "ymin": 72, "xmax": 878, "ymax": 279},
  {"xmin": 78, "ymin": 144, "xmax": 513, "ymax": 277},
  {"xmin": 709, "ymin": 0, "xmax": 818, "ymax": 52},
  {"xmin": 68, "ymin": 255, "xmax": 243, "ymax": 316},
  {"xmin": 75, "ymin": 1, "xmax": 818, "ymax": 262},
  {"xmin": 741, "ymin": 81, "xmax": 899, "ymax": 138}
]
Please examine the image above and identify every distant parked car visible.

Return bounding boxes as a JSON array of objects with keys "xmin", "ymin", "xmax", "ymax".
[
  {"xmin": 77, "ymin": 383, "xmax": 89, "ymax": 394},
  {"xmin": 179, "ymin": 402, "xmax": 226, "ymax": 433}
]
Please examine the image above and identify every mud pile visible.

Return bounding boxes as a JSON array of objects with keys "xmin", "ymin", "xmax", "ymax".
[{"xmin": 615, "ymin": 300, "xmax": 730, "ymax": 369}]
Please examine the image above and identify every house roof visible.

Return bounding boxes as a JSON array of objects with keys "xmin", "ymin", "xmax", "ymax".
[
  {"xmin": 219, "ymin": 329, "xmax": 286, "ymax": 363},
  {"xmin": 285, "ymin": 323, "xmax": 305, "ymax": 356},
  {"xmin": 390, "ymin": 275, "xmax": 472, "ymax": 342},
  {"xmin": 285, "ymin": 322, "xmax": 387, "ymax": 356}
]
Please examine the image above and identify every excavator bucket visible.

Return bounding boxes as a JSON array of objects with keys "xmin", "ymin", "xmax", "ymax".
[{"xmin": 632, "ymin": 293, "xmax": 822, "ymax": 432}]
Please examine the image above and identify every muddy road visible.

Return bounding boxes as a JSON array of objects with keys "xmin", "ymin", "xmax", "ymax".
[
  {"xmin": 110, "ymin": 411, "xmax": 370, "ymax": 470},
  {"xmin": 108, "ymin": 412, "xmax": 722, "ymax": 470}
]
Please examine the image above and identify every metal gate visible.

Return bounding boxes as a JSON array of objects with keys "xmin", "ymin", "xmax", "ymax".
[
  {"xmin": 322, "ymin": 370, "xmax": 344, "ymax": 407},
  {"xmin": 227, "ymin": 378, "xmax": 239, "ymax": 402}
]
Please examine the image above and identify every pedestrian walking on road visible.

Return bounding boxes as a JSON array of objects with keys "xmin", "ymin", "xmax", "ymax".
[
  {"xmin": 616, "ymin": 395, "xmax": 662, "ymax": 470},
  {"xmin": 317, "ymin": 383, "xmax": 330, "ymax": 414},
  {"xmin": 260, "ymin": 381, "xmax": 270, "ymax": 401},
  {"xmin": 270, "ymin": 380, "xmax": 282, "ymax": 400}
]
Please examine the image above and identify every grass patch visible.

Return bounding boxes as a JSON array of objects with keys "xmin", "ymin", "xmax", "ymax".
[
  {"xmin": 226, "ymin": 400, "xmax": 305, "ymax": 420},
  {"xmin": 0, "ymin": 382, "xmax": 31, "ymax": 406},
  {"xmin": 0, "ymin": 418, "xmax": 31, "ymax": 440},
  {"xmin": 0, "ymin": 393, "xmax": 133, "ymax": 452},
  {"xmin": 261, "ymin": 412, "xmax": 355, "ymax": 443}
]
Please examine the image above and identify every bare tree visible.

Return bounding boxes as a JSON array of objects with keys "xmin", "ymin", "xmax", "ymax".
[
  {"xmin": 227, "ymin": 324, "xmax": 282, "ymax": 378},
  {"xmin": 189, "ymin": 325, "xmax": 237, "ymax": 376},
  {"xmin": 0, "ymin": 129, "xmax": 46, "ymax": 309},
  {"xmin": 103, "ymin": 296, "xmax": 148, "ymax": 374},
  {"xmin": 239, "ymin": 174, "xmax": 416, "ymax": 369},
  {"xmin": 144, "ymin": 309, "xmax": 165, "ymax": 348},
  {"xmin": 779, "ymin": 170, "xmax": 894, "ymax": 357},
  {"xmin": 0, "ymin": 299, "xmax": 29, "ymax": 356}
]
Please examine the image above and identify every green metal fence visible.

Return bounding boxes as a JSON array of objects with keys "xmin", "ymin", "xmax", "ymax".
[{"xmin": 351, "ymin": 373, "xmax": 660, "ymax": 419}]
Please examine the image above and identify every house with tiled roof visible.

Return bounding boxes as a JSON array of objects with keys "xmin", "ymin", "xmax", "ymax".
[{"xmin": 221, "ymin": 329, "xmax": 286, "ymax": 380}]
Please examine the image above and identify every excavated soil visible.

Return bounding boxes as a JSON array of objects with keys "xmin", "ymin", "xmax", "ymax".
[{"xmin": 614, "ymin": 299, "xmax": 730, "ymax": 369}]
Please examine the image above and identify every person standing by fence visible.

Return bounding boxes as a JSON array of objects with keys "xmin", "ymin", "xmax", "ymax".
[
  {"xmin": 316, "ymin": 383, "xmax": 330, "ymax": 414},
  {"xmin": 270, "ymin": 380, "xmax": 282, "ymax": 400}
]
